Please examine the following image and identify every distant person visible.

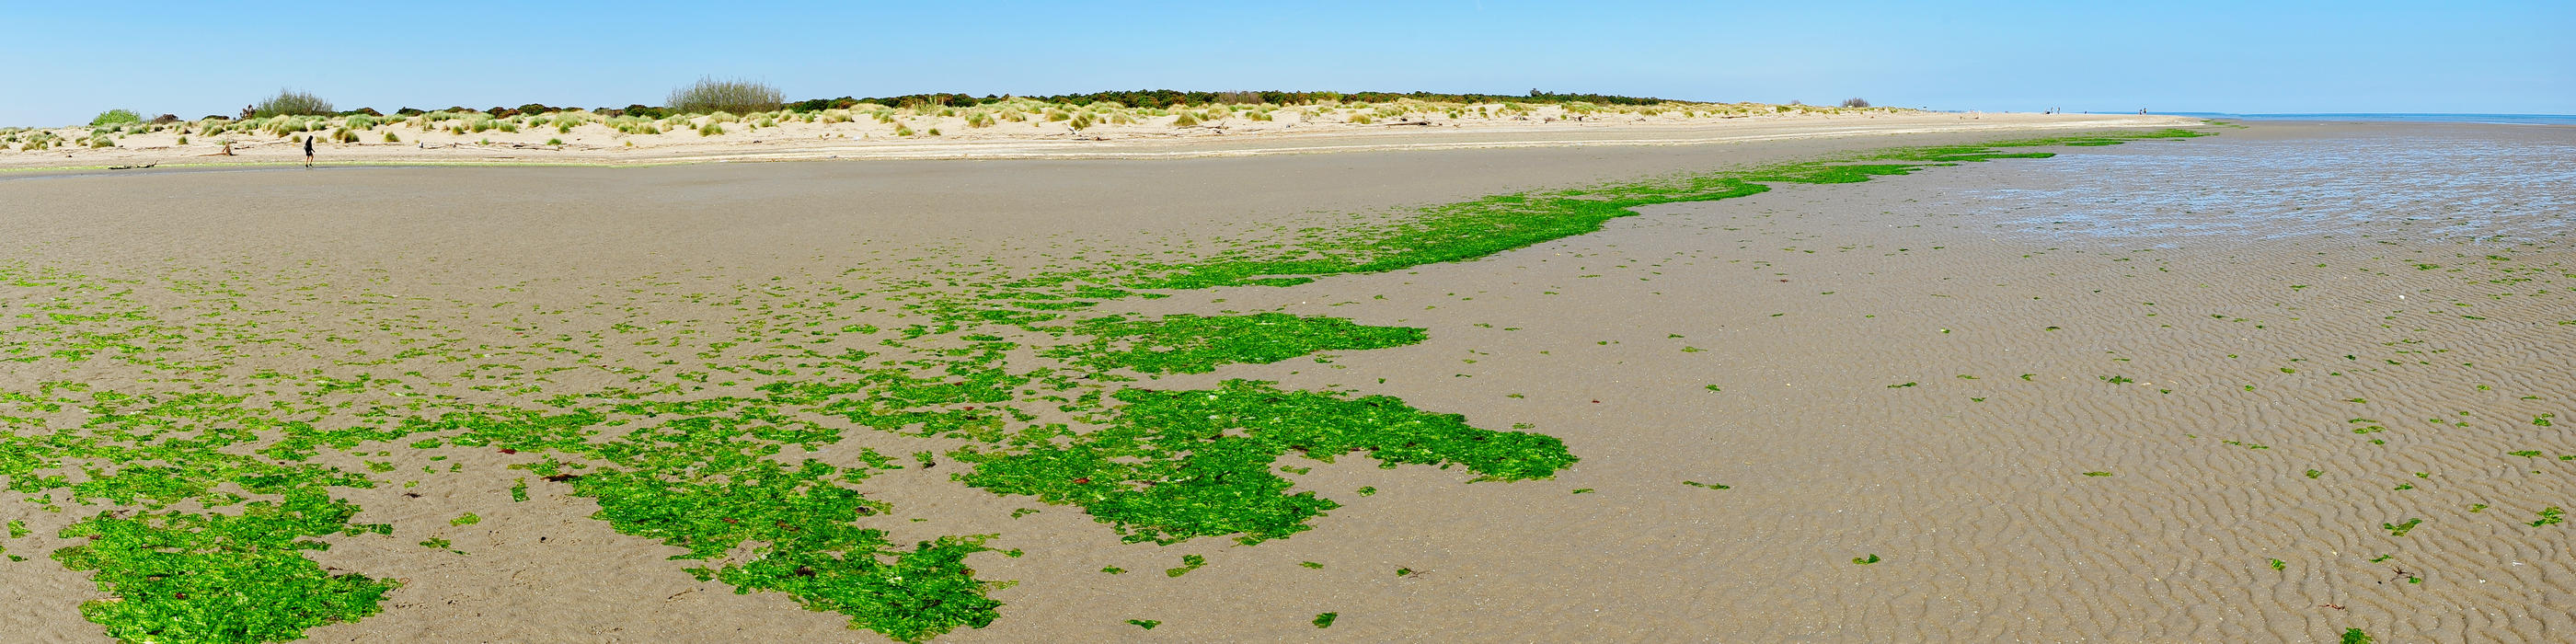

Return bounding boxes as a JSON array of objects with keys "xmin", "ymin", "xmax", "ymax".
[{"xmin": 304, "ymin": 135, "xmax": 315, "ymax": 168}]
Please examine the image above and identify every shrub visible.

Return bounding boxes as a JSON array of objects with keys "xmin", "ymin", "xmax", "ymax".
[
  {"xmin": 546, "ymin": 137, "xmax": 564, "ymax": 145},
  {"xmin": 926, "ymin": 128, "xmax": 940, "ymax": 136},
  {"xmin": 668, "ymin": 76, "xmax": 783, "ymax": 115},
  {"xmin": 89, "ymin": 109, "xmax": 143, "ymax": 127},
  {"xmin": 251, "ymin": 89, "xmax": 334, "ymax": 118},
  {"xmin": 697, "ymin": 122, "xmax": 724, "ymax": 136},
  {"xmin": 383, "ymin": 131, "xmax": 400, "ymax": 143},
  {"xmin": 1841, "ymin": 98, "xmax": 1870, "ymax": 108},
  {"xmin": 176, "ymin": 135, "xmax": 188, "ymax": 144},
  {"xmin": 517, "ymin": 103, "xmax": 554, "ymax": 115},
  {"xmin": 151, "ymin": 113, "xmax": 180, "ymax": 124}
]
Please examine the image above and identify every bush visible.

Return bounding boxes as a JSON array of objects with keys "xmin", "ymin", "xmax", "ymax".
[
  {"xmin": 89, "ymin": 109, "xmax": 142, "ymax": 127},
  {"xmin": 383, "ymin": 131, "xmax": 400, "ymax": 143},
  {"xmin": 251, "ymin": 89, "xmax": 334, "ymax": 118},
  {"xmin": 668, "ymin": 76, "xmax": 783, "ymax": 115},
  {"xmin": 1841, "ymin": 98, "xmax": 1870, "ymax": 108}
]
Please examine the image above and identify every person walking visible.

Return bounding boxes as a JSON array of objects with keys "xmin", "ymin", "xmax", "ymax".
[{"xmin": 303, "ymin": 134, "xmax": 315, "ymax": 168}]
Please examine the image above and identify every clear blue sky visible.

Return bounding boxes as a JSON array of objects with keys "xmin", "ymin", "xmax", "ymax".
[{"xmin": 5, "ymin": 1, "xmax": 2567, "ymax": 126}]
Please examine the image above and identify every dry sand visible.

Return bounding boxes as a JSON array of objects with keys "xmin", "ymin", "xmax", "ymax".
[
  {"xmin": 2, "ymin": 111, "xmax": 2193, "ymax": 169},
  {"xmin": 3, "ymin": 120, "xmax": 2570, "ymax": 642}
]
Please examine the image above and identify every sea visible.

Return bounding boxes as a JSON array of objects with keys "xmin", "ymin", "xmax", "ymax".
[{"xmin": 2155, "ymin": 112, "xmax": 2576, "ymax": 126}]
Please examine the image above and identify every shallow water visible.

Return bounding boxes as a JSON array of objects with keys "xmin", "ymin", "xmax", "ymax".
[{"xmin": 1954, "ymin": 125, "xmax": 2576, "ymax": 246}]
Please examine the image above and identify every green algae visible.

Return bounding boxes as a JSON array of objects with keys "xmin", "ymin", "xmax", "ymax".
[
  {"xmin": 51, "ymin": 489, "xmax": 397, "ymax": 643},
  {"xmin": 0, "ymin": 128, "xmax": 2214, "ymax": 641},
  {"xmin": 955, "ymin": 380, "xmax": 1573, "ymax": 545},
  {"xmin": 1122, "ymin": 130, "xmax": 2207, "ymax": 290},
  {"xmin": 1047, "ymin": 313, "xmax": 1425, "ymax": 374}
]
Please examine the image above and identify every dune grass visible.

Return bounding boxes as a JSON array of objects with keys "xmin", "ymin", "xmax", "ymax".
[
  {"xmin": 89, "ymin": 109, "xmax": 142, "ymax": 127},
  {"xmin": 669, "ymin": 76, "xmax": 783, "ymax": 115},
  {"xmin": 251, "ymin": 89, "xmax": 333, "ymax": 118}
]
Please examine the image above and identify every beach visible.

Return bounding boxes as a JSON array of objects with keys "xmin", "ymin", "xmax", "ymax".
[
  {"xmin": 1, "ymin": 109, "xmax": 2189, "ymax": 168},
  {"xmin": 2, "ymin": 119, "xmax": 2570, "ymax": 643}
]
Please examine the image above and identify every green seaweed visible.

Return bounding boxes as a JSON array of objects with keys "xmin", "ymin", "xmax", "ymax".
[
  {"xmin": 0, "ymin": 128, "xmax": 2209, "ymax": 640},
  {"xmin": 1048, "ymin": 313, "xmax": 1425, "ymax": 374},
  {"xmin": 51, "ymin": 490, "xmax": 397, "ymax": 643},
  {"xmin": 955, "ymin": 380, "xmax": 1574, "ymax": 545}
]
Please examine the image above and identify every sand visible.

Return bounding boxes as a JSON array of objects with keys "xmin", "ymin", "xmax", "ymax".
[
  {"xmin": 2, "ymin": 120, "xmax": 2570, "ymax": 643},
  {"xmin": 1, "ymin": 110, "xmax": 2194, "ymax": 169}
]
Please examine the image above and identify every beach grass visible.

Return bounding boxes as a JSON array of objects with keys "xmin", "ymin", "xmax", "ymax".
[
  {"xmin": 250, "ymin": 89, "xmax": 333, "ymax": 118},
  {"xmin": 669, "ymin": 76, "xmax": 784, "ymax": 115}
]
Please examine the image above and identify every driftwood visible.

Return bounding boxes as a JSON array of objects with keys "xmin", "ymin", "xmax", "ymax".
[{"xmin": 107, "ymin": 163, "xmax": 158, "ymax": 170}]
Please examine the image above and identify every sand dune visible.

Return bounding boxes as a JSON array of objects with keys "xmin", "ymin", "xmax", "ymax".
[{"xmin": 0, "ymin": 110, "xmax": 2194, "ymax": 169}]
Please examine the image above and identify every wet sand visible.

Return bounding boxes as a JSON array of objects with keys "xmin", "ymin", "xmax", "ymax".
[{"xmin": 3, "ymin": 121, "xmax": 2570, "ymax": 642}]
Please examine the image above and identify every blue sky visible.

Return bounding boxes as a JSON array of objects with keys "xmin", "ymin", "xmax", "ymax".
[{"xmin": 5, "ymin": 1, "xmax": 2567, "ymax": 125}]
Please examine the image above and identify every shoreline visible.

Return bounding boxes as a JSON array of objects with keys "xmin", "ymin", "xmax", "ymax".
[{"xmin": 1, "ymin": 111, "xmax": 2199, "ymax": 172}]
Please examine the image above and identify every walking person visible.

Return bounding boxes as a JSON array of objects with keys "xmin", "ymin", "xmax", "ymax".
[{"xmin": 303, "ymin": 134, "xmax": 315, "ymax": 168}]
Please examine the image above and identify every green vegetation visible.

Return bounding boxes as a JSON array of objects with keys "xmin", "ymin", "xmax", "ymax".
[
  {"xmin": 0, "ymin": 128, "xmax": 2210, "ymax": 641},
  {"xmin": 956, "ymin": 380, "xmax": 1572, "ymax": 545},
  {"xmin": 89, "ymin": 109, "xmax": 142, "ymax": 127},
  {"xmin": 251, "ymin": 89, "xmax": 333, "ymax": 118},
  {"xmin": 1120, "ymin": 130, "xmax": 2204, "ymax": 290},
  {"xmin": 669, "ymin": 76, "xmax": 784, "ymax": 115},
  {"xmin": 1165, "ymin": 554, "xmax": 1207, "ymax": 577},
  {"xmin": 2383, "ymin": 519, "xmax": 2422, "ymax": 536},
  {"xmin": 51, "ymin": 490, "xmax": 397, "ymax": 643},
  {"xmin": 1047, "ymin": 313, "xmax": 1423, "ymax": 374},
  {"xmin": 1313, "ymin": 612, "xmax": 1339, "ymax": 627}
]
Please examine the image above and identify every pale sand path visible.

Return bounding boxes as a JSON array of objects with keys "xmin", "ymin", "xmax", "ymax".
[{"xmin": 4, "ymin": 121, "xmax": 2568, "ymax": 642}]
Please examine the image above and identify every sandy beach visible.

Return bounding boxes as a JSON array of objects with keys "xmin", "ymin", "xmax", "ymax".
[
  {"xmin": 3, "ymin": 119, "xmax": 2570, "ymax": 643},
  {"xmin": 2, "ymin": 108, "xmax": 2191, "ymax": 168}
]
